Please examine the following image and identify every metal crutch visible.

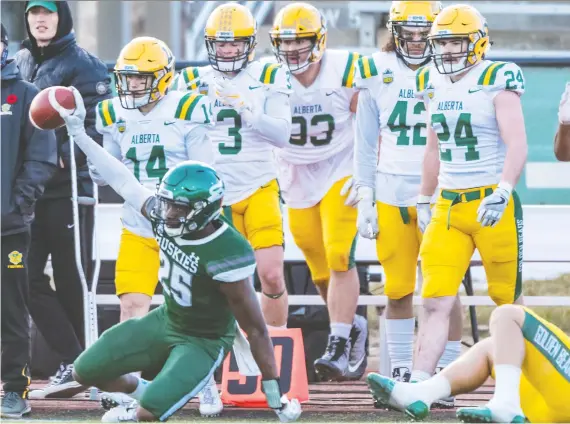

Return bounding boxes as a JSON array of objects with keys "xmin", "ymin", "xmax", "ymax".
[{"xmin": 69, "ymin": 135, "xmax": 101, "ymax": 400}]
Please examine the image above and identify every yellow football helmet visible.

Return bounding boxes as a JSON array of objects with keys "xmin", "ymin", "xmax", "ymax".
[
  {"xmin": 428, "ymin": 4, "xmax": 490, "ymax": 75},
  {"xmin": 387, "ymin": 1, "xmax": 442, "ymax": 66},
  {"xmin": 204, "ymin": 3, "xmax": 257, "ymax": 73},
  {"xmin": 269, "ymin": 3, "xmax": 327, "ymax": 74},
  {"xmin": 114, "ymin": 37, "xmax": 175, "ymax": 109}
]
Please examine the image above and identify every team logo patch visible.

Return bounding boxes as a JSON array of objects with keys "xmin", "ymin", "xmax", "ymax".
[
  {"xmin": 426, "ymin": 83, "xmax": 435, "ymax": 99},
  {"xmin": 117, "ymin": 118, "xmax": 126, "ymax": 133},
  {"xmin": 383, "ymin": 69, "xmax": 394, "ymax": 84},
  {"xmin": 1, "ymin": 103, "xmax": 12, "ymax": 115},
  {"xmin": 7, "ymin": 251, "xmax": 24, "ymax": 269},
  {"xmin": 96, "ymin": 81, "xmax": 109, "ymax": 95}
]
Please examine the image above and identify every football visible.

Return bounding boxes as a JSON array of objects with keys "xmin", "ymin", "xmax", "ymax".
[{"xmin": 29, "ymin": 86, "xmax": 76, "ymax": 130}]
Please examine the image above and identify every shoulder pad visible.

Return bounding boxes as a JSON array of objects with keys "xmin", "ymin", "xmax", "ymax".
[
  {"xmin": 477, "ymin": 61, "xmax": 525, "ymax": 96},
  {"xmin": 96, "ymin": 99, "xmax": 117, "ymax": 128},
  {"xmin": 174, "ymin": 92, "xmax": 209, "ymax": 122},
  {"xmin": 415, "ymin": 65, "xmax": 431, "ymax": 94},
  {"xmin": 259, "ymin": 62, "xmax": 283, "ymax": 85},
  {"xmin": 341, "ymin": 52, "xmax": 360, "ymax": 88},
  {"xmin": 178, "ymin": 66, "xmax": 201, "ymax": 91}
]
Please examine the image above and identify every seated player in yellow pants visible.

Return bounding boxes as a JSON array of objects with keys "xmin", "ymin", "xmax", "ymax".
[{"xmin": 367, "ymin": 304, "xmax": 570, "ymax": 423}]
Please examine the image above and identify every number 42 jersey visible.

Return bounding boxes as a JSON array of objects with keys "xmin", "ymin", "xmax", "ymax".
[
  {"xmin": 416, "ymin": 60, "xmax": 526, "ymax": 190},
  {"xmin": 94, "ymin": 91, "xmax": 214, "ymax": 238}
]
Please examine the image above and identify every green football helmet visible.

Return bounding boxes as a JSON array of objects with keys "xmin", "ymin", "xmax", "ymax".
[{"xmin": 151, "ymin": 161, "xmax": 224, "ymax": 237}]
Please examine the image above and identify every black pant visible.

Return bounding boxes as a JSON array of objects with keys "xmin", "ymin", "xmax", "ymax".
[
  {"xmin": 28, "ymin": 198, "xmax": 93, "ymax": 365},
  {"xmin": 1, "ymin": 230, "xmax": 32, "ymax": 395}
]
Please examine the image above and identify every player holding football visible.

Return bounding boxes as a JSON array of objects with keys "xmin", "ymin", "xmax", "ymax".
[
  {"xmin": 398, "ymin": 4, "xmax": 527, "ymax": 386},
  {"xmin": 50, "ymin": 86, "xmax": 302, "ymax": 424},
  {"xmin": 90, "ymin": 37, "xmax": 220, "ymax": 415},
  {"xmin": 352, "ymin": 1, "xmax": 463, "ymax": 401},
  {"xmin": 368, "ymin": 304, "xmax": 570, "ymax": 423},
  {"xmin": 267, "ymin": 2, "xmax": 366, "ymax": 382},
  {"xmin": 176, "ymin": 3, "xmax": 292, "ymax": 330}
]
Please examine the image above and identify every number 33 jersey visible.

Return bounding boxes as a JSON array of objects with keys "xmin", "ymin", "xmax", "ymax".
[
  {"xmin": 271, "ymin": 50, "xmax": 359, "ymax": 208},
  {"xmin": 416, "ymin": 60, "xmax": 526, "ymax": 190},
  {"xmin": 176, "ymin": 62, "xmax": 291, "ymax": 206},
  {"xmin": 94, "ymin": 91, "xmax": 214, "ymax": 238}
]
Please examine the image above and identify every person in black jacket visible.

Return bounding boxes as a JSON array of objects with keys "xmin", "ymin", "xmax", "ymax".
[
  {"xmin": 14, "ymin": 1, "xmax": 112, "ymax": 399},
  {"xmin": 0, "ymin": 22, "xmax": 57, "ymax": 419}
]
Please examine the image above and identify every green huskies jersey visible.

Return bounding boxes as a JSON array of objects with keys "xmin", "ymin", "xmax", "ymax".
[{"xmin": 153, "ymin": 219, "xmax": 256, "ymax": 339}]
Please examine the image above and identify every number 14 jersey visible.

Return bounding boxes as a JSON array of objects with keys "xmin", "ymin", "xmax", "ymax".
[
  {"xmin": 95, "ymin": 91, "xmax": 214, "ymax": 238},
  {"xmin": 416, "ymin": 60, "xmax": 526, "ymax": 190}
]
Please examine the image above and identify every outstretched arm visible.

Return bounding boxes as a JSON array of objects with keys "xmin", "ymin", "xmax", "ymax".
[{"xmin": 52, "ymin": 87, "xmax": 153, "ymax": 214}]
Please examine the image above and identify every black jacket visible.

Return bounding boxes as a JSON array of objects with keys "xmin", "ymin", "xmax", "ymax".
[
  {"xmin": 1, "ymin": 59, "xmax": 57, "ymax": 235},
  {"xmin": 15, "ymin": 0, "xmax": 112, "ymax": 199}
]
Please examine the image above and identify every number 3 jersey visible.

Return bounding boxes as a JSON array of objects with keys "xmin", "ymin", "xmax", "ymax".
[
  {"xmin": 176, "ymin": 61, "xmax": 291, "ymax": 206},
  {"xmin": 94, "ymin": 91, "xmax": 214, "ymax": 238},
  {"xmin": 416, "ymin": 60, "xmax": 526, "ymax": 190},
  {"xmin": 354, "ymin": 51, "xmax": 430, "ymax": 207},
  {"xmin": 151, "ymin": 216, "xmax": 256, "ymax": 338},
  {"xmin": 269, "ymin": 50, "xmax": 359, "ymax": 208}
]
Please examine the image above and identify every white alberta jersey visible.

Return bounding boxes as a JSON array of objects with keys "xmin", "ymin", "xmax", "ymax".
[
  {"xmin": 416, "ymin": 60, "xmax": 526, "ymax": 190},
  {"xmin": 94, "ymin": 91, "xmax": 214, "ymax": 238},
  {"xmin": 354, "ymin": 51, "xmax": 430, "ymax": 206},
  {"xmin": 265, "ymin": 50, "xmax": 359, "ymax": 208},
  {"xmin": 176, "ymin": 61, "xmax": 291, "ymax": 205}
]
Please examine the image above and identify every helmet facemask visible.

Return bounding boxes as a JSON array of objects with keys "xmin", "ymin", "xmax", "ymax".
[
  {"xmin": 271, "ymin": 32, "xmax": 322, "ymax": 75},
  {"xmin": 152, "ymin": 196, "xmax": 220, "ymax": 237},
  {"xmin": 429, "ymin": 33, "xmax": 482, "ymax": 76},
  {"xmin": 206, "ymin": 36, "xmax": 256, "ymax": 74},
  {"xmin": 115, "ymin": 69, "xmax": 166, "ymax": 109},
  {"xmin": 391, "ymin": 23, "xmax": 432, "ymax": 66}
]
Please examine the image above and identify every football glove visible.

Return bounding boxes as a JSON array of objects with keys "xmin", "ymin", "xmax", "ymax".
[
  {"xmin": 340, "ymin": 177, "xmax": 358, "ymax": 207},
  {"xmin": 559, "ymin": 82, "xmax": 570, "ymax": 124},
  {"xmin": 49, "ymin": 86, "xmax": 86, "ymax": 137},
  {"xmin": 477, "ymin": 185, "xmax": 511, "ymax": 228},
  {"xmin": 261, "ymin": 379, "xmax": 302, "ymax": 423},
  {"xmin": 416, "ymin": 195, "xmax": 432, "ymax": 233},
  {"xmin": 356, "ymin": 186, "xmax": 378, "ymax": 239},
  {"xmin": 213, "ymin": 77, "xmax": 252, "ymax": 115}
]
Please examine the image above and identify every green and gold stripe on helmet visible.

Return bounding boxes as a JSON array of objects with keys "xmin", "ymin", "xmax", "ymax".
[
  {"xmin": 477, "ymin": 61, "xmax": 507, "ymax": 86},
  {"xmin": 342, "ymin": 52, "xmax": 360, "ymax": 88},
  {"xmin": 175, "ymin": 92, "xmax": 203, "ymax": 121},
  {"xmin": 260, "ymin": 63, "xmax": 281, "ymax": 84},
  {"xmin": 181, "ymin": 67, "xmax": 200, "ymax": 91},
  {"xmin": 97, "ymin": 99, "xmax": 116, "ymax": 127},
  {"xmin": 357, "ymin": 56, "xmax": 379, "ymax": 80}
]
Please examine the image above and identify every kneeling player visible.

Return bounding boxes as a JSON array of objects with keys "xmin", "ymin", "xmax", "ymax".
[
  {"xmin": 51, "ymin": 88, "xmax": 301, "ymax": 423},
  {"xmin": 367, "ymin": 304, "xmax": 570, "ymax": 423}
]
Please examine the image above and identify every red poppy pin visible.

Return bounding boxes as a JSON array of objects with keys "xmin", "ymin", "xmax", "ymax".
[{"xmin": 6, "ymin": 94, "xmax": 17, "ymax": 104}]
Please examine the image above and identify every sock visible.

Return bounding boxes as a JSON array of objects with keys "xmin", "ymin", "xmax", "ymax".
[
  {"xmin": 436, "ymin": 340, "xmax": 462, "ymax": 370},
  {"xmin": 410, "ymin": 370, "xmax": 431, "ymax": 383},
  {"xmin": 330, "ymin": 322, "xmax": 352, "ymax": 340},
  {"xmin": 391, "ymin": 373, "xmax": 451, "ymax": 409},
  {"xmin": 385, "ymin": 318, "xmax": 415, "ymax": 376},
  {"xmin": 128, "ymin": 377, "xmax": 149, "ymax": 401},
  {"xmin": 487, "ymin": 365, "xmax": 524, "ymax": 420}
]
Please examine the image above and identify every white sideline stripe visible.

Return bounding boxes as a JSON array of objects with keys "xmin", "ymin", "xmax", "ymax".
[
  {"xmin": 95, "ymin": 294, "xmax": 570, "ymax": 307},
  {"xmin": 525, "ymin": 162, "xmax": 570, "ymax": 188}
]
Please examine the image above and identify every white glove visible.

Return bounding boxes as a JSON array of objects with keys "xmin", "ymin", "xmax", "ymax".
[
  {"xmin": 559, "ymin": 82, "xmax": 570, "ymax": 124},
  {"xmin": 416, "ymin": 196, "xmax": 432, "ymax": 233},
  {"xmin": 261, "ymin": 379, "xmax": 302, "ymax": 423},
  {"xmin": 214, "ymin": 77, "xmax": 252, "ymax": 115},
  {"xmin": 477, "ymin": 184, "xmax": 511, "ymax": 227},
  {"xmin": 275, "ymin": 396, "xmax": 302, "ymax": 423},
  {"xmin": 48, "ymin": 86, "xmax": 86, "ymax": 137},
  {"xmin": 340, "ymin": 177, "xmax": 358, "ymax": 207},
  {"xmin": 356, "ymin": 186, "xmax": 378, "ymax": 239}
]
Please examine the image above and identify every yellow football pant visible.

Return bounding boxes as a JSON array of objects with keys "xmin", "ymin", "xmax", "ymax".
[
  {"xmin": 223, "ymin": 179, "xmax": 283, "ymax": 250},
  {"xmin": 288, "ymin": 177, "xmax": 358, "ymax": 287},
  {"xmin": 420, "ymin": 185, "xmax": 523, "ymax": 305}
]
